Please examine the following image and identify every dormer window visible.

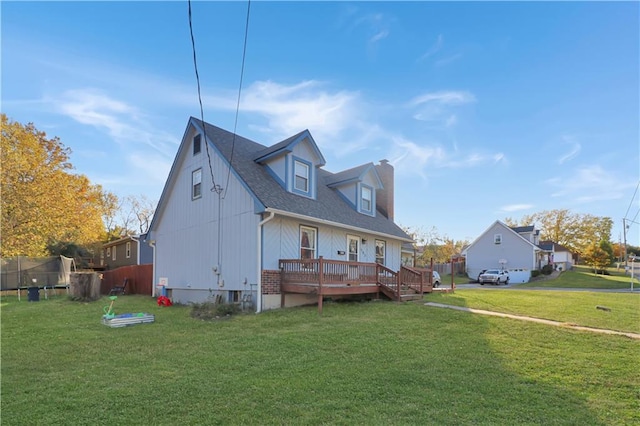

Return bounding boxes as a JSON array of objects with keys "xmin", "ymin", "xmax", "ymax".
[
  {"xmin": 294, "ymin": 160, "xmax": 309, "ymax": 192},
  {"xmin": 358, "ymin": 184, "xmax": 374, "ymax": 216},
  {"xmin": 291, "ymin": 157, "xmax": 313, "ymax": 197},
  {"xmin": 361, "ymin": 186, "xmax": 372, "ymax": 212}
]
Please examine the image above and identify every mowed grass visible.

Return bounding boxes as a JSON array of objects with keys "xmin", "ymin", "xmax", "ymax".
[
  {"xmin": 2, "ymin": 295, "xmax": 639, "ymax": 425},
  {"xmin": 519, "ymin": 265, "xmax": 639, "ymax": 289},
  {"xmin": 424, "ymin": 290, "xmax": 640, "ymax": 334}
]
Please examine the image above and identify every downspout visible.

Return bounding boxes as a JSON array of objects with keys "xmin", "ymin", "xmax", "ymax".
[
  {"xmin": 148, "ymin": 240, "xmax": 157, "ymax": 297},
  {"xmin": 130, "ymin": 235, "xmax": 141, "ymax": 265},
  {"xmin": 256, "ymin": 211, "xmax": 275, "ymax": 313}
]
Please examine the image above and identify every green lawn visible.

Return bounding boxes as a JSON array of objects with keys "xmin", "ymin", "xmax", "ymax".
[
  {"xmin": 424, "ymin": 290, "xmax": 640, "ymax": 334},
  {"xmin": 519, "ymin": 265, "xmax": 639, "ymax": 289},
  {"xmin": 2, "ymin": 295, "xmax": 639, "ymax": 425}
]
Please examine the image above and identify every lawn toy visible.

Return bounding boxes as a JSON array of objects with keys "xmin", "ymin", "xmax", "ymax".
[{"xmin": 101, "ymin": 295, "xmax": 155, "ymax": 328}]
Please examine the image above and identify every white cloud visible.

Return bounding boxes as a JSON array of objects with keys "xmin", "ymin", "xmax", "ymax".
[
  {"xmin": 435, "ymin": 53, "xmax": 463, "ymax": 67},
  {"xmin": 54, "ymin": 88, "xmax": 180, "ymax": 156},
  {"xmin": 500, "ymin": 204, "xmax": 534, "ymax": 212},
  {"xmin": 546, "ymin": 165, "xmax": 632, "ymax": 203},
  {"xmin": 370, "ymin": 29, "xmax": 389, "ymax": 44},
  {"xmin": 408, "ymin": 90, "xmax": 476, "ymax": 107},
  {"xmin": 557, "ymin": 135, "xmax": 582, "ymax": 164},
  {"xmin": 419, "ymin": 34, "xmax": 443, "ymax": 62},
  {"xmin": 408, "ymin": 90, "xmax": 476, "ymax": 127}
]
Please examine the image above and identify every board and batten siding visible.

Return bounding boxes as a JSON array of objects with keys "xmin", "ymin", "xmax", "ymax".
[
  {"xmin": 262, "ymin": 216, "xmax": 403, "ymax": 271},
  {"xmin": 153, "ymin": 126, "xmax": 259, "ymax": 302},
  {"xmin": 466, "ymin": 222, "xmax": 537, "ymax": 280}
]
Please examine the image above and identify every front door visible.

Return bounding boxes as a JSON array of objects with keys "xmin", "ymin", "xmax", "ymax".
[{"xmin": 347, "ymin": 235, "xmax": 360, "ymax": 279}]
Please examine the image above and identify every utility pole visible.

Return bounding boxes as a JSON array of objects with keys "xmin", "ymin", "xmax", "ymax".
[{"xmin": 623, "ymin": 218, "xmax": 628, "ymax": 271}]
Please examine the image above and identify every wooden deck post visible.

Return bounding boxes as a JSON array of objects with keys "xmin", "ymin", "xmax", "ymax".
[
  {"xmin": 450, "ymin": 257, "xmax": 455, "ymax": 292},
  {"xmin": 280, "ymin": 266, "xmax": 285, "ymax": 308},
  {"xmin": 396, "ymin": 270, "xmax": 401, "ymax": 302},
  {"xmin": 318, "ymin": 256, "xmax": 324, "ymax": 314}
]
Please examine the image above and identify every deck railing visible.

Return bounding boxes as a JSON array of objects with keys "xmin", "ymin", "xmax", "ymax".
[{"xmin": 280, "ymin": 257, "xmax": 379, "ymax": 286}]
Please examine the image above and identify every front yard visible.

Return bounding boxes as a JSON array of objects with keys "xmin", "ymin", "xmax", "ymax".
[{"xmin": 2, "ymin": 294, "xmax": 638, "ymax": 425}]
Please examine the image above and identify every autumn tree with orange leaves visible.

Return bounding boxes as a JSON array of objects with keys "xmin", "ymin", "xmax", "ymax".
[{"xmin": 1, "ymin": 114, "xmax": 116, "ymax": 257}]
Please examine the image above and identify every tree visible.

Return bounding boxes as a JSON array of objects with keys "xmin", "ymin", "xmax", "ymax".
[
  {"xmin": 103, "ymin": 194, "xmax": 156, "ymax": 240},
  {"xmin": 582, "ymin": 242, "xmax": 611, "ymax": 274},
  {"xmin": 1, "ymin": 114, "xmax": 113, "ymax": 257},
  {"xmin": 504, "ymin": 209, "xmax": 613, "ymax": 255},
  {"xmin": 401, "ymin": 225, "xmax": 469, "ymax": 264}
]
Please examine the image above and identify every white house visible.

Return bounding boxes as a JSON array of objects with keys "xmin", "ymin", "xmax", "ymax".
[
  {"xmin": 146, "ymin": 118, "xmax": 414, "ymax": 311},
  {"xmin": 463, "ymin": 221, "xmax": 545, "ymax": 283},
  {"xmin": 538, "ymin": 241, "xmax": 574, "ymax": 271}
]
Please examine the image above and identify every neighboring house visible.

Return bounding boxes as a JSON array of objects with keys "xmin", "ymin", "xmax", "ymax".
[
  {"xmin": 538, "ymin": 240, "xmax": 574, "ymax": 271},
  {"xmin": 463, "ymin": 221, "xmax": 545, "ymax": 283},
  {"xmin": 147, "ymin": 117, "xmax": 414, "ymax": 311},
  {"xmin": 401, "ymin": 242, "xmax": 416, "ymax": 266},
  {"xmin": 101, "ymin": 234, "xmax": 153, "ymax": 270}
]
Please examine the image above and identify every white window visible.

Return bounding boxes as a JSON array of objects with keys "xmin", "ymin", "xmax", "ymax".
[
  {"xmin": 193, "ymin": 134, "xmax": 201, "ymax": 155},
  {"xmin": 294, "ymin": 160, "xmax": 309, "ymax": 193},
  {"xmin": 126, "ymin": 242, "xmax": 131, "ymax": 259},
  {"xmin": 494, "ymin": 234, "xmax": 502, "ymax": 244},
  {"xmin": 300, "ymin": 226, "xmax": 317, "ymax": 259},
  {"xmin": 112, "ymin": 246, "xmax": 116, "ymax": 261},
  {"xmin": 106, "ymin": 247, "xmax": 111, "ymax": 258},
  {"xmin": 192, "ymin": 169, "xmax": 202, "ymax": 200},
  {"xmin": 361, "ymin": 186, "xmax": 372, "ymax": 212},
  {"xmin": 375, "ymin": 240, "xmax": 386, "ymax": 265}
]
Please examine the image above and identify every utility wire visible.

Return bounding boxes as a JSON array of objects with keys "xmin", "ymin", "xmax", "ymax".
[
  {"xmin": 624, "ymin": 180, "xmax": 640, "ymax": 219},
  {"xmin": 188, "ymin": 0, "xmax": 221, "ymax": 194},
  {"xmin": 222, "ymin": 0, "xmax": 251, "ymax": 200}
]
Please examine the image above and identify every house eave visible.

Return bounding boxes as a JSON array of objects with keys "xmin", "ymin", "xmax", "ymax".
[{"xmin": 265, "ymin": 208, "xmax": 414, "ymax": 243}]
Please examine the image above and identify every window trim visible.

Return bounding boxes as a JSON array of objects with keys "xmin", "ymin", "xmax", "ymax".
[
  {"xmin": 193, "ymin": 134, "xmax": 201, "ymax": 156},
  {"xmin": 106, "ymin": 247, "xmax": 111, "ymax": 258},
  {"xmin": 300, "ymin": 225, "xmax": 317, "ymax": 260},
  {"xmin": 112, "ymin": 246, "xmax": 116, "ymax": 261},
  {"xmin": 494, "ymin": 233, "xmax": 502, "ymax": 244},
  {"xmin": 192, "ymin": 168, "xmax": 202, "ymax": 200},
  {"xmin": 125, "ymin": 242, "xmax": 131, "ymax": 259},
  {"xmin": 292, "ymin": 157, "xmax": 313, "ymax": 197},
  {"xmin": 375, "ymin": 239, "xmax": 386, "ymax": 265},
  {"xmin": 357, "ymin": 183, "xmax": 375, "ymax": 216}
]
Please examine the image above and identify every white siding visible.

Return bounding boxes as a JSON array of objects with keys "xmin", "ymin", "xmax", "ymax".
[
  {"xmin": 262, "ymin": 216, "xmax": 403, "ymax": 271},
  {"xmin": 466, "ymin": 222, "xmax": 537, "ymax": 280},
  {"xmin": 154, "ymin": 126, "xmax": 260, "ymax": 301}
]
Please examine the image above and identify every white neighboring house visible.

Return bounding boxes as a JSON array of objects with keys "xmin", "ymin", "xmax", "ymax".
[
  {"xmin": 463, "ymin": 221, "xmax": 545, "ymax": 283},
  {"xmin": 146, "ymin": 117, "xmax": 413, "ymax": 311},
  {"xmin": 538, "ymin": 241, "xmax": 574, "ymax": 271}
]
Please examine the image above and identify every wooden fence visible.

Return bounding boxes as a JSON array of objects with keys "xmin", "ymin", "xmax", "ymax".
[{"xmin": 100, "ymin": 264, "xmax": 153, "ymax": 296}]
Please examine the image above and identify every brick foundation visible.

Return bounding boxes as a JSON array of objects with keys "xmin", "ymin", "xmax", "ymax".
[{"xmin": 261, "ymin": 270, "xmax": 281, "ymax": 295}]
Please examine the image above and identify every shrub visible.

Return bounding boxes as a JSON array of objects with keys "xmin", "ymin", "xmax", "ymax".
[
  {"xmin": 191, "ymin": 301, "xmax": 241, "ymax": 321},
  {"xmin": 541, "ymin": 265, "xmax": 554, "ymax": 275},
  {"xmin": 531, "ymin": 270, "xmax": 541, "ymax": 278}
]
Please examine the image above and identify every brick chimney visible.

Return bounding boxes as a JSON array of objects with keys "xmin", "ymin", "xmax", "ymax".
[{"xmin": 375, "ymin": 159, "xmax": 394, "ymax": 220}]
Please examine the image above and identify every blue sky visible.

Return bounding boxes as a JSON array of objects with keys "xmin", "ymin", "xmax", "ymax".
[{"xmin": 3, "ymin": 1, "xmax": 639, "ymax": 246}]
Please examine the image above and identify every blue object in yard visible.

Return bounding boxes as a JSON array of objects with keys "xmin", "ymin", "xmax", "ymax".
[{"xmin": 28, "ymin": 287, "xmax": 40, "ymax": 302}]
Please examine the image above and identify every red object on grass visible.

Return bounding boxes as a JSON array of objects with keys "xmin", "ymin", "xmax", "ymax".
[{"xmin": 157, "ymin": 296, "xmax": 172, "ymax": 307}]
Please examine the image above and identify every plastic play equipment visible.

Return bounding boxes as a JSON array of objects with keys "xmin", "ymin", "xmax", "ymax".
[{"xmin": 101, "ymin": 295, "xmax": 155, "ymax": 328}]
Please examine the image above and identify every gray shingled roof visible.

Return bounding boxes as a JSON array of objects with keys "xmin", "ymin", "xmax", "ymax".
[
  {"xmin": 324, "ymin": 163, "xmax": 376, "ymax": 187},
  {"xmin": 196, "ymin": 118, "xmax": 411, "ymax": 241},
  {"xmin": 510, "ymin": 225, "xmax": 535, "ymax": 233}
]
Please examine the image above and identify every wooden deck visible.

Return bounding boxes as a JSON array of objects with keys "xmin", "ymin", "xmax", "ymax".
[{"xmin": 279, "ymin": 257, "xmax": 434, "ymax": 313}]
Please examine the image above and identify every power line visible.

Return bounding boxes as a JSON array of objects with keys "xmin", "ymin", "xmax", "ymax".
[
  {"xmin": 624, "ymin": 180, "xmax": 640, "ymax": 219},
  {"xmin": 188, "ymin": 0, "xmax": 221, "ymax": 194},
  {"xmin": 222, "ymin": 0, "xmax": 251, "ymax": 200}
]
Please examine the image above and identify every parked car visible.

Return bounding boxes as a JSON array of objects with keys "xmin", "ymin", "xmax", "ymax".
[
  {"xmin": 478, "ymin": 269, "xmax": 509, "ymax": 285},
  {"xmin": 432, "ymin": 271, "xmax": 441, "ymax": 287}
]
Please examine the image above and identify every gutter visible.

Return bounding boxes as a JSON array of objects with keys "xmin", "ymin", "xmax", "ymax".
[
  {"xmin": 256, "ymin": 211, "xmax": 275, "ymax": 313},
  {"xmin": 148, "ymin": 240, "xmax": 157, "ymax": 297},
  {"xmin": 264, "ymin": 208, "xmax": 413, "ymax": 243}
]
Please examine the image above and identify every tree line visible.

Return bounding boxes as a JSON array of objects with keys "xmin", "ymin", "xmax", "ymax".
[{"xmin": 1, "ymin": 114, "xmax": 154, "ymax": 259}]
